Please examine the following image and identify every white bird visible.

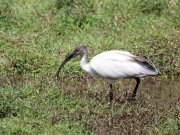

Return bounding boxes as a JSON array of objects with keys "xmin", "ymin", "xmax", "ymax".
[{"xmin": 56, "ymin": 45, "xmax": 159, "ymax": 102}]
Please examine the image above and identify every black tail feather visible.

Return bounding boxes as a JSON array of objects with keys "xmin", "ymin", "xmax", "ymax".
[{"xmin": 135, "ymin": 60, "xmax": 158, "ymax": 73}]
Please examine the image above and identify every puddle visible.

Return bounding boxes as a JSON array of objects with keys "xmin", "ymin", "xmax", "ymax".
[
  {"xmin": 0, "ymin": 74, "xmax": 179, "ymax": 108},
  {"xmin": 136, "ymin": 77, "xmax": 179, "ymax": 107}
]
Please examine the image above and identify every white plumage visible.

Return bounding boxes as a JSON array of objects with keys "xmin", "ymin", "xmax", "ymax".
[
  {"xmin": 56, "ymin": 46, "xmax": 159, "ymax": 102},
  {"xmin": 87, "ymin": 50, "xmax": 158, "ymax": 79}
]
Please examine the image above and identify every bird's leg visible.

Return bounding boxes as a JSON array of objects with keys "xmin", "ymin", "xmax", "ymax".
[
  {"xmin": 109, "ymin": 84, "xmax": 113, "ymax": 103},
  {"xmin": 132, "ymin": 77, "xmax": 140, "ymax": 98}
]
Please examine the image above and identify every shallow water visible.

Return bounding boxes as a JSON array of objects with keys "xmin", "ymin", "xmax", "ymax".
[
  {"xmin": 134, "ymin": 77, "xmax": 179, "ymax": 106},
  {"xmin": 67, "ymin": 75, "xmax": 180, "ymax": 108},
  {"xmin": 0, "ymin": 74, "xmax": 179, "ymax": 107}
]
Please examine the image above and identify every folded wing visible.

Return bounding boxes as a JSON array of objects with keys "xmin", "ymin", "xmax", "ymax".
[{"xmin": 89, "ymin": 50, "xmax": 158, "ymax": 79}]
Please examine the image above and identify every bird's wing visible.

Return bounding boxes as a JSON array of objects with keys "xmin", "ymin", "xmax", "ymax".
[
  {"xmin": 130, "ymin": 56, "xmax": 158, "ymax": 74},
  {"xmin": 91, "ymin": 50, "xmax": 134, "ymax": 61},
  {"xmin": 89, "ymin": 51, "xmax": 158, "ymax": 79}
]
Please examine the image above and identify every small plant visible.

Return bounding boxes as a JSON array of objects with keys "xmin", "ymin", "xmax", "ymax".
[
  {"xmin": 135, "ymin": 0, "xmax": 169, "ymax": 16},
  {"xmin": 56, "ymin": 0, "xmax": 98, "ymax": 27}
]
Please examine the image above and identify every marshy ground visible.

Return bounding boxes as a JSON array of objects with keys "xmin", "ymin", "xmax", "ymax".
[
  {"xmin": 0, "ymin": 0, "xmax": 179, "ymax": 134},
  {"xmin": 0, "ymin": 75, "xmax": 179, "ymax": 134}
]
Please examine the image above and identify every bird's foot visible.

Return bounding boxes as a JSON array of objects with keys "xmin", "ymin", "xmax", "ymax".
[
  {"xmin": 108, "ymin": 101, "xmax": 112, "ymax": 105},
  {"xmin": 127, "ymin": 96, "xmax": 136, "ymax": 102},
  {"xmin": 108, "ymin": 99, "xmax": 114, "ymax": 105}
]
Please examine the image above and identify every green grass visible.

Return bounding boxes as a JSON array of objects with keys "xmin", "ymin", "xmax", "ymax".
[{"xmin": 0, "ymin": 0, "xmax": 179, "ymax": 134}]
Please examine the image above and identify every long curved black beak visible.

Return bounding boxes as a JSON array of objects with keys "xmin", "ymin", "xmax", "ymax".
[{"xmin": 55, "ymin": 50, "xmax": 77, "ymax": 79}]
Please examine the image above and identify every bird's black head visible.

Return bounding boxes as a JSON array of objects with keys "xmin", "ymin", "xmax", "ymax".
[
  {"xmin": 55, "ymin": 45, "xmax": 87, "ymax": 79},
  {"xmin": 73, "ymin": 45, "xmax": 87, "ymax": 55}
]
